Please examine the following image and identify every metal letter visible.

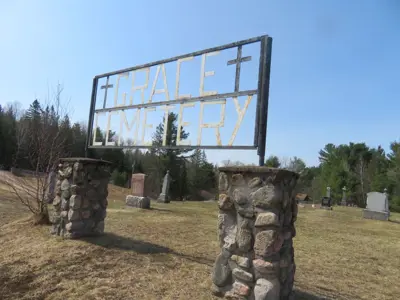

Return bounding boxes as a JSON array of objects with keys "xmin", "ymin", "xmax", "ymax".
[
  {"xmin": 197, "ymin": 99, "xmax": 226, "ymax": 146},
  {"xmin": 141, "ymin": 107, "xmax": 156, "ymax": 146},
  {"xmin": 114, "ymin": 73, "xmax": 130, "ymax": 107},
  {"xmin": 131, "ymin": 68, "xmax": 150, "ymax": 105},
  {"xmin": 149, "ymin": 64, "xmax": 170, "ymax": 103},
  {"xmin": 92, "ymin": 112, "xmax": 106, "ymax": 146},
  {"xmin": 119, "ymin": 109, "xmax": 141, "ymax": 145},
  {"xmin": 175, "ymin": 56, "xmax": 193, "ymax": 99},
  {"xmin": 228, "ymin": 95, "xmax": 253, "ymax": 145},
  {"xmin": 177, "ymin": 103, "xmax": 195, "ymax": 145},
  {"xmin": 106, "ymin": 111, "xmax": 119, "ymax": 146},
  {"xmin": 199, "ymin": 51, "xmax": 219, "ymax": 96}
]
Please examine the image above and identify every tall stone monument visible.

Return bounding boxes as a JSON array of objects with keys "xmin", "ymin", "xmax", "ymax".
[
  {"xmin": 341, "ymin": 186, "xmax": 347, "ymax": 206},
  {"xmin": 326, "ymin": 186, "xmax": 331, "ymax": 199},
  {"xmin": 212, "ymin": 166, "xmax": 299, "ymax": 300},
  {"xmin": 158, "ymin": 170, "xmax": 172, "ymax": 203},
  {"xmin": 51, "ymin": 158, "xmax": 111, "ymax": 238}
]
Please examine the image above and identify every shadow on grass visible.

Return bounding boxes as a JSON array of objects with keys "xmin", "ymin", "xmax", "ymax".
[
  {"xmin": 148, "ymin": 207, "xmax": 172, "ymax": 212},
  {"xmin": 294, "ymin": 289, "xmax": 332, "ymax": 300},
  {"xmin": 122, "ymin": 206, "xmax": 172, "ymax": 213},
  {"xmin": 389, "ymin": 219, "xmax": 400, "ymax": 224},
  {"xmin": 295, "ymin": 285, "xmax": 356, "ymax": 300},
  {"xmin": 82, "ymin": 232, "xmax": 214, "ymax": 266}
]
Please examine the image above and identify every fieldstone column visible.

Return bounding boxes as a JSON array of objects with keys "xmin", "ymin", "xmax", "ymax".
[
  {"xmin": 212, "ymin": 166, "xmax": 298, "ymax": 300},
  {"xmin": 51, "ymin": 158, "xmax": 111, "ymax": 239}
]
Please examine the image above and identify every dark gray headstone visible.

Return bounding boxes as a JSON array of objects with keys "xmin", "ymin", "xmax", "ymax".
[
  {"xmin": 321, "ymin": 196, "xmax": 332, "ymax": 210},
  {"xmin": 126, "ymin": 195, "xmax": 151, "ymax": 209}
]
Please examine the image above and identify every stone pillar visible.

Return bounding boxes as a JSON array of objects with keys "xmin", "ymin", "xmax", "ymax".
[
  {"xmin": 212, "ymin": 166, "xmax": 299, "ymax": 300},
  {"xmin": 51, "ymin": 158, "xmax": 111, "ymax": 239}
]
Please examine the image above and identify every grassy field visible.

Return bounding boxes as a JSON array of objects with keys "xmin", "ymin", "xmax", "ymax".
[{"xmin": 1, "ymin": 185, "xmax": 400, "ymax": 300}]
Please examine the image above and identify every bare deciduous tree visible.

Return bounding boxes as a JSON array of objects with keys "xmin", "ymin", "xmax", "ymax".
[
  {"xmin": 221, "ymin": 159, "xmax": 245, "ymax": 167},
  {"xmin": 279, "ymin": 156, "xmax": 290, "ymax": 169},
  {"xmin": 1, "ymin": 85, "xmax": 71, "ymax": 225}
]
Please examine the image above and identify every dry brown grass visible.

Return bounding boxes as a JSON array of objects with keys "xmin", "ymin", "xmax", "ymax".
[{"xmin": 1, "ymin": 187, "xmax": 400, "ymax": 300}]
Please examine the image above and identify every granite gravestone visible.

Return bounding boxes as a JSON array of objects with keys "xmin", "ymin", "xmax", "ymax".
[
  {"xmin": 131, "ymin": 173, "xmax": 146, "ymax": 197},
  {"xmin": 321, "ymin": 197, "xmax": 332, "ymax": 210},
  {"xmin": 158, "ymin": 170, "xmax": 172, "ymax": 203},
  {"xmin": 321, "ymin": 186, "xmax": 333, "ymax": 210},
  {"xmin": 363, "ymin": 191, "xmax": 390, "ymax": 221},
  {"xmin": 126, "ymin": 195, "xmax": 150, "ymax": 209},
  {"xmin": 126, "ymin": 173, "xmax": 150, "ymax": 209}
]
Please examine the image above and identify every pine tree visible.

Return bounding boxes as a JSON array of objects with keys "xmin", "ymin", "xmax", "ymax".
[
  {"xmin": 150, "ymin": 112, "xmax": 190, "ymax": 199},
  {"xmin": 25, "ymin": 99, "xmax": 42, "ymax": 121},
  {"xmin": 70, "ymin": 123, "xmax": 87, "ymax": 157},
  {"xmin": 59, "ymin": 115, "xmax": 73, "ymax": 156}
]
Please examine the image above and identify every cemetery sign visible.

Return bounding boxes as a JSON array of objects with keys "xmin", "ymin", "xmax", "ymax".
[{"xmin": 85, "ymin": 35, "xmax": 272, "ymax": 165}]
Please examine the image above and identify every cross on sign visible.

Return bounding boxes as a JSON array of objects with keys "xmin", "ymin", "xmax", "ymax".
[
  {"xmin": 227, "ymin": 45, "xmax": 252, "ymax": 92},
  {"xmin": 101, "ymin": 76, "xmax": 114, "ymax": 108}
]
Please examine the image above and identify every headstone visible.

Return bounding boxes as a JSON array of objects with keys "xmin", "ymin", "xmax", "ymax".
[
  {"xmin": 341, "ymin": 186, "xmax": 347, "ymax": 206},
  {"xmin": 131, "ymin": 173, "xmax": 146, "ymax": 197},
  {"xmin": 320, "ymin": 186, "xmax": 332, "ymax": 210},
  {"xmin": 158, "ymin": 170, "xmax": 172, "ymax": 203},
  {"xmin": 126, "ymin": 195, "xmax": 151, "ymax": 209},
  {"xmin": 321, "ymin": 196, "xmax": 332, "ymax": 210},
  {"xmin": 363, "ymin": 191, "xmax": 390, "ymax": 221}
]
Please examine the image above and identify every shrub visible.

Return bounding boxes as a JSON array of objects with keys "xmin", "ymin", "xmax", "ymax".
[{"xmin": 111, "ymin": 170, "xmax": 127, "ymax": 187}]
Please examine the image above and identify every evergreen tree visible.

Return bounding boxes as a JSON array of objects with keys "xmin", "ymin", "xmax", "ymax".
[
  {"xmin": 265, "ymin": 155, "xmax": 281, "ymax": 168},
  {"xmin": 70, "ymin": 122, "xmax": 87, "ymax": 157},
  {"xmin": 150, "ymin": 112, "xmax": 190, "ymax": 199},
  {"xmin": 2, "ymin": 90, "xmax": 400, "ymax": 211},
  {"xmin": 387, "ymin": 141, "xmax": 400, "ymax": 210},
  {"xmin": 25, "ymin": 99, "xmax": 42, "ymax": 121}
]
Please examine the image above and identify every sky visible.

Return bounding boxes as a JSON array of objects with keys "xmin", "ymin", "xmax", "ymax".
[{"xmin": 0, "ymin": 0, "xmax": 399, "ymax": 166}]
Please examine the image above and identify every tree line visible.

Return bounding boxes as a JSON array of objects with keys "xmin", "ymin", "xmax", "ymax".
[
  {"xmin": 265, "ymin": 142, "xmax": 400, "ymax": 212},
  {"xmin": 0, "ymin": 94, "xmax": 217, "ymax": 202},
  {"xmin": 1, "ymin": 89, "xmax": 399, "ymax": 212}
]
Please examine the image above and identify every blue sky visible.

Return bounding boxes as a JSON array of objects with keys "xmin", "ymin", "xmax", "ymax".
[{"xmin": 1, "ymin": 0, "xmax": 399, "ymax": 166}]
